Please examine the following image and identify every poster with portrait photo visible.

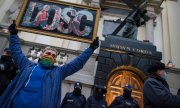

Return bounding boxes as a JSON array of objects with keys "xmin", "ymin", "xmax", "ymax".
[{"xmin": 16, "ymin": 0, "xmax": 100, "ymax": 43}]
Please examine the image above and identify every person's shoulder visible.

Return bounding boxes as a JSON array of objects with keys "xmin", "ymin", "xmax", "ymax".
[
  {"xmin": 87, "ymin": 95, "xmax": 94, "ymax": 100},
  {"xmin": 115, "ymin": 95, "xmax": 124, "ymax": 101},
  {"xmin": 65, "ymin": 92, "xmax": 73, "ymax": 97},
  {"xmin": 111, "ymin": 96, "xmax": 124, "ymax": 105},
  {"xmin": 79, "ymin": 94, "xmax": 86, "ymax": 101},
  {"xmin": 144, "ymin": 77, "xmax": 162, "ymax": 88},
  {"xmin": 132, "ymin": 98, "xmax": 138, "ymax": 104},
  {"xmin": 88, "ymin": 95, "xmax": 93, "ymax": 98},
  {"xmin": 144, "ymin": 77, "xmax": 159, "ymax": 84},
  {"xmin": 132, "ymin": 99, "xmax": 140, "ymax": 107},
  {"xmin": 80, "ymin": 94, "xmax": 86, "ymax": 98},
  {"xmin": 116, "ymin": 95, "xmax": 123, "ymax": 98}
]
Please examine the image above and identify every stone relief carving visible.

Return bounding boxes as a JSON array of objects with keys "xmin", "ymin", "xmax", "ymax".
[
  {"xmin": 8, "ymin": 4, "xmax": 21, "ymax": 23},
  {"xmin": 1, "ymin": 0, "xmax": 23, "ymax": 25}
]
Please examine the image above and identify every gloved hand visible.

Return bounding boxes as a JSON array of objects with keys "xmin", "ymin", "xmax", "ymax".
[
  {"xmin": 90, "ymin": 37, "xmax": 99, "ymax": 50},
  {"xmin": 8, "ymin": 20, "xmax": 18, "ymax": 35}
]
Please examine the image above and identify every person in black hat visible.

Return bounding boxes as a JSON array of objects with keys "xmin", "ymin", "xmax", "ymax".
[
  {"xmin": 143, "ymin": 61, "xmax": 180, "ymax": 108},
  {"xmin": 60, "ymin": 82, "xmax": 86, "ymax": 108},
  {"xmin": 109, "ymin": 84, "xmax": 140, "ymax": 108},
  {"xmin": 85, "ymin": 84, "xmax": 107, "ymax": 108},
  {"xmin": 0, "ymin": 48, "xmax": 18, "ymax": 95}
]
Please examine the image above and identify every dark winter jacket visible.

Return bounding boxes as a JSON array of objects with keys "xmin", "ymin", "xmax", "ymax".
[
  {"xmin": 0, "ymin": 55, "xmax": 17, "ymax": 95},
  {"xmin": 85, "ymin": 95, "xmax": 107, "ymax": 108},
  {"xmin": 143, "ymin": 75, "xmax": 180, "ymax": 108},
  {"xmin": 108, "ymin": 96, "xmax": 139, "ymax": 108},
  {"xmin": 60, "ymin": 92, "xmax": 86, "ymax": 108},
  {"xmin": 0, "ymin": 35, "xmax": 94, "ymax": 108}
]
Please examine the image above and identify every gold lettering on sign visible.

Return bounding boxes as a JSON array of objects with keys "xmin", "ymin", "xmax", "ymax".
[{"xmin": 110, "ymin": 44, "xmax": 152, "ymax": 55}]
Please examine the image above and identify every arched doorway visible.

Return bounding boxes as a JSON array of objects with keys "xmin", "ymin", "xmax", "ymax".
[{"xmin": 106, "ymin": 66, "xmax": 146, "ymax": 108}]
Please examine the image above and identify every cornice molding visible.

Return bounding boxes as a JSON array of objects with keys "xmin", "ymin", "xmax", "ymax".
[
  {"xmin": 166, "ymin": 0, "xmax": 178, "ymax": 1},
  {"xmin": 0, "ymin": 31, "xmax": 98, "ymax": 57},
  {"xmin": 100, "ymin": 0, "xmax": 165, "ymax": 15},
  {"xmin": 167, "ymin": 67, "xmax": 180, "ymax": 74}
]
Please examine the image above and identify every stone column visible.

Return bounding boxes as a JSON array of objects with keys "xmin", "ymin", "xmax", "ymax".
[
  {"xmin": 161, "ymin": 1, "xmax": 172, "ymax": 64},
  {"xmin": 145, "ymin": 12, "xmax": 156, "ymax": 43},
  {"xmin": 153, "ymin": 14, "xmax": 163, "ymax": 52}
]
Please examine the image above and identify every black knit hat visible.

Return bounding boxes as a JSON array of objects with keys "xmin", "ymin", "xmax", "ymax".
[{"xmin": 147, "ymin": 61, "xmax": 166, "ymax": 73}]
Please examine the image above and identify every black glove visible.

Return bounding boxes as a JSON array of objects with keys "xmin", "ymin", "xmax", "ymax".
[
  {"xmin": 90, "ymin": 37, "xmax": 99, "ymax": 50},
  {"xmin": 8, "ymin": 20, "xmax": 18, "ymax": 35}
]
